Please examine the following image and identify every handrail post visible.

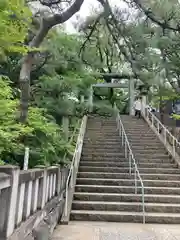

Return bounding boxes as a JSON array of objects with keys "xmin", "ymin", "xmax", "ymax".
[
  {"xmin": 70, "ymin": 169, "xmax": 73, "ymax": 188},
  {"xmin": 164, "ymin": 128, "xmax": 167, "ymax": 145},
  {"xmin": 64, "ymin": 190, "xmax": 68, "ymax": 216},
  {"xmin": 157, "ymin": 122, "xmax": 160, "ymax": 134},
  {"xmin": 134, "ymin": 168, "xmax": 137, "ymax": 194},
  {"xmin": 142, "ymin": 185, "xmax": 145, "ymax": 224},
  {"xmin": 125, "ymin": 141, "xmax": 127, "ymax": 158},
  {"xmin": 0, "ymin": 166, "xmax": 20, "ymax": 238},
  {"xmin": 173, "ymin": 138, "xmax": 175, "ymax": 157},
  {"xmin": 128, "ymin": 152, "xmax": 132, "ymax": 175},
  {"xmin": 151, "ymin": 114, "xmax": 154, "ymax": 127}
]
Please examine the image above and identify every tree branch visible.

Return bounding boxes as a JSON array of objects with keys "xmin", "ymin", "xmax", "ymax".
[
  {"xmin": 47, "ymin": 0, "xmax": 84, "ymax": 27},
  {"xmin": 133, "ymin": 0, "xmax": 180, "ymax": 32},
  {"xmin": 79, "ymin": 13, "xmax": 102, "ymax": 56},
  {"xmin": 96, "ymin": 72, "xmax": 135, "ymax": 79}
]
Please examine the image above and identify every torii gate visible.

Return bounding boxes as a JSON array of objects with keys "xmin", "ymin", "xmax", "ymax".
[{"xmin": 89, "ymin": 79, "xmax": 135, "ymax": 115}]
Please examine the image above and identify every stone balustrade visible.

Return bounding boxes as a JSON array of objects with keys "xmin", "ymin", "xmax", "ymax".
[{"xmin": 0, "ymin": 165, "xmax": 68, "ymax": 240}]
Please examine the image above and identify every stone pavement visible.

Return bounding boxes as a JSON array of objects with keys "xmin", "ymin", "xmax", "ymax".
[{"xmin": 52, "ymin": 221, "xmax": 180, "ymax": 240}]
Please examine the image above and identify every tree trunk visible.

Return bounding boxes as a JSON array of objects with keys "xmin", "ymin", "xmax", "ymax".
[
  {"xmin": 19, "ymin": 22, "xmax": 50, "ymax": 123},
  {"xmin": 80, "ymin": 95, "xmax": 84, "ymax": 103},
  {"xmin": 19, "ymin": 54, "xmax": 33, "ymax": 123},
  {"xmin": 62, "ymin": 116, "xmax": 69, "ymax": 142}
]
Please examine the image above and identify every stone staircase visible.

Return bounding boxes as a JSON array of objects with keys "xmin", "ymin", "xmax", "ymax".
[{"xmin": 70, "ymin": 115, "xmax": 180, "ymax": 223}]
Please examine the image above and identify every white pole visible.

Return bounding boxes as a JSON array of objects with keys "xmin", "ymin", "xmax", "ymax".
[
  {"xmin": 89, "ymin": 86, "xmax": 93, "ymax": 112},
  {"xmin": 23, "ymin": 147, "xmax": 29, "ymax": 170},
  {"xmin": 129, "ymin": 79, "xmax": 135, "ymax": 116}
]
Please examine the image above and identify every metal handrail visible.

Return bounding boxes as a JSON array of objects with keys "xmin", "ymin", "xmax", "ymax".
[
  {"xmin": 64, "ymin": 116, "xmax": 87, "ymax": 216},
  {"xmin": 62, "ymin": 120, "xmax": 81, "ymax": 163},
  {"xmin": 142, "ymin": 106, "xmax": 180, "ymax": 159},
  {"xmin": 115, "ymin": 108, "xmax": 145, "ymax": 224}
]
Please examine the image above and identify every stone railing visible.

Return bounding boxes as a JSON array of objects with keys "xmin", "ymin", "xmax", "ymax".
[{"xmin": 0, "ymin": 165, "xmax": 68, "ymax": 240}]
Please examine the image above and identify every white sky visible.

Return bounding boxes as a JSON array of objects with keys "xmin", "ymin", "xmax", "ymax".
[{"xmin": 65, "ymin": 0, "xmax": 128, "ymax": 32}]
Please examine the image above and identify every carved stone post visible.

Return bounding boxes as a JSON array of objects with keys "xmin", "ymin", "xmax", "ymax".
[
  {"xmin": 0, "ymin": 166, "xmax": 20, "ymax": 238},
  {"xmin": 88, "ymin": 86, "xmax": 93, "ymax": 113}
]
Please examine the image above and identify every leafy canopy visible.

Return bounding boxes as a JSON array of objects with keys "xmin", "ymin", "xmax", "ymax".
[{"xmin": 0, "ymin": 0, "xmax": 31, "ymax": 58}]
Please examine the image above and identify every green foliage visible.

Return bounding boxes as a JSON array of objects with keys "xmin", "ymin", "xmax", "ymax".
[
  {"xmin": 171, "ymin": 114, "xmax": 180, "ymax": 120},
  {"xmin": 93, "ymin": 101, "xmax": 115, "ymax": 117},
  {"xmin": 0, "ymin": 76, "xmax": 73, "ymax": 168},
  {"xmin": 0, "ymin": 28, "xmax": 106, "ymax": 167},
  {"xmin": 0, "ymin": 0, "xmax": 31, "ymax": 58},
  {"xmin": 33, "ymin": 32, "xmax": 98, "ymax": 123}
]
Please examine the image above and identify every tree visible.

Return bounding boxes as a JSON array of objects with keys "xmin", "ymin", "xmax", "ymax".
[{"xmin": 19, "ymin": 0, "xmax": 103, "ymax": 123}]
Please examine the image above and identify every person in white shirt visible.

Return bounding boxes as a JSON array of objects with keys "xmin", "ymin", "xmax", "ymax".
[{"xmin": 134, "ymin": 97, "xmax": 142, "ymax": 118}]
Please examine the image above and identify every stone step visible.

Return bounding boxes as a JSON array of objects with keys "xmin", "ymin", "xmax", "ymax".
[
  {"xmin": 83, "ymin": 142, "xmax": 162, "ymax": 147},
  {"xmin": 127, "ymin": 138, "xmax": 158, "ymax": 142},
  {"xmin": 82, "ymin": 144, "xmax": 122, "ymax": 148},
  {"xmin": 87, "ymin": 121, "xmax": 115, "ymax": 123},
  {"xmin": 82, "ymin": 146, "xmax": 165, "ymax": 151},
  {"xmin": 73, "ymin": 192, "xmax": 180, "ymax": 203},
  {"xmin": 84, "ymin": 136, "xmax": 120, "ymax": 139},
  {"xmin": 132, "ymin": 151, "xmax": 169, "ymax": 157},
  {"xmin": 127, "ymin": 132, "xmax": 154, "ymax": 136},
  {"xmin": 82, "ymin": 149, "xmax": 123, "ymax": 153},
  {"xmin": 130, "ymin": 146, "xmax": 165, "ymax": 150},
  {"xmin": 80, "ymin": 156, "xmax": 172, "ymax": 163},
  {"xmin": 86, "ymin": 130, "xmax": 116, "ymax": 132},
  {"xmin": 84, "ymin": 139, "xmax": 121, "ymax": 142},
  {"xmin": 126, "ymin": 136, "xmax": 158, "ymax": 140},
  {"xmin": 127, "ymin": 137, "xmax": 157, "ymax": 141},
  {"xmin": 87, "ymin": 119, "xmax": 115, "ymax": 122},
  {"xmin": 72, "ymin": 201, "xmax": 180, "ymax": 213},
  {"xmin": 126, "ymin": 149, "xmax": 166, "ymax": 154},
  {"xmin": 80, "ymin": 157, "xmax": 127, "ymax": 162},
  {"xmin": 84, "ymin": 138, "xmax": 121, "ymax": 141},
  {"xmin": 79, "ymin": 161, "xmax": 176, "ymax": 168},
  {"xmin": 128, "ymin": 140, "xmax": 161, "ymax": 144},
  {"xmin": 87, "ymin": 126, "xmax": 116, "ymax": 128},
  {"xmin": 85, "ymin": 132, "xmax": 118, "ymax": 135},
  {"xmin": 125, "ymin": 127, "xmax": 152, "ymax": 131},
  {"xmin": 86, "ymin": 130, "xmax": 118, "ymax": 132},
  {"xmin": 81, "ymin": 152, "xmax": 125, "ymax": 157},
  {"xmin": 87, "ymin": 125, "xmax": 116, "ymax": 128},
  {"xmin": 78, "ymin": 167, "xmax": 180, "ymax": 174},
  {"xmin": 77, "ymin": 172, "xmax": 180, "ymax": 180},
  {"xmin": 83, "ymin": 142, "xmax": 122, "ymax": 146},
  {"xmin": 134, "ymin": 153, "xmax": 170, "ymax": 158},
  {"xmin": 125, "ymin": 128, "xmax": 150, "ymax": 131},
  {"xmin": 75, "ymin": 185, "xmax": 180, "ymax": 195},
  {"xmin": 81, "ymin": 153, "xmax": 170, "ymax": 160},
  {"xmin": 70, "ymin": 210, "xmax": 180, "ymax": 223},
  {"xmin": 76, "ymin": 178, "xmax": 180, "ymax": 187}
]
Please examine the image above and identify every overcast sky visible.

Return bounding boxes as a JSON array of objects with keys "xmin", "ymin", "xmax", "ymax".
[
  {"xmin": 65, "ymin": 0, "xmax": 128, "ymax": 32},
  {"xmin": 30, "ymin": 0, "xmax": 128, "ymax": 32}
]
